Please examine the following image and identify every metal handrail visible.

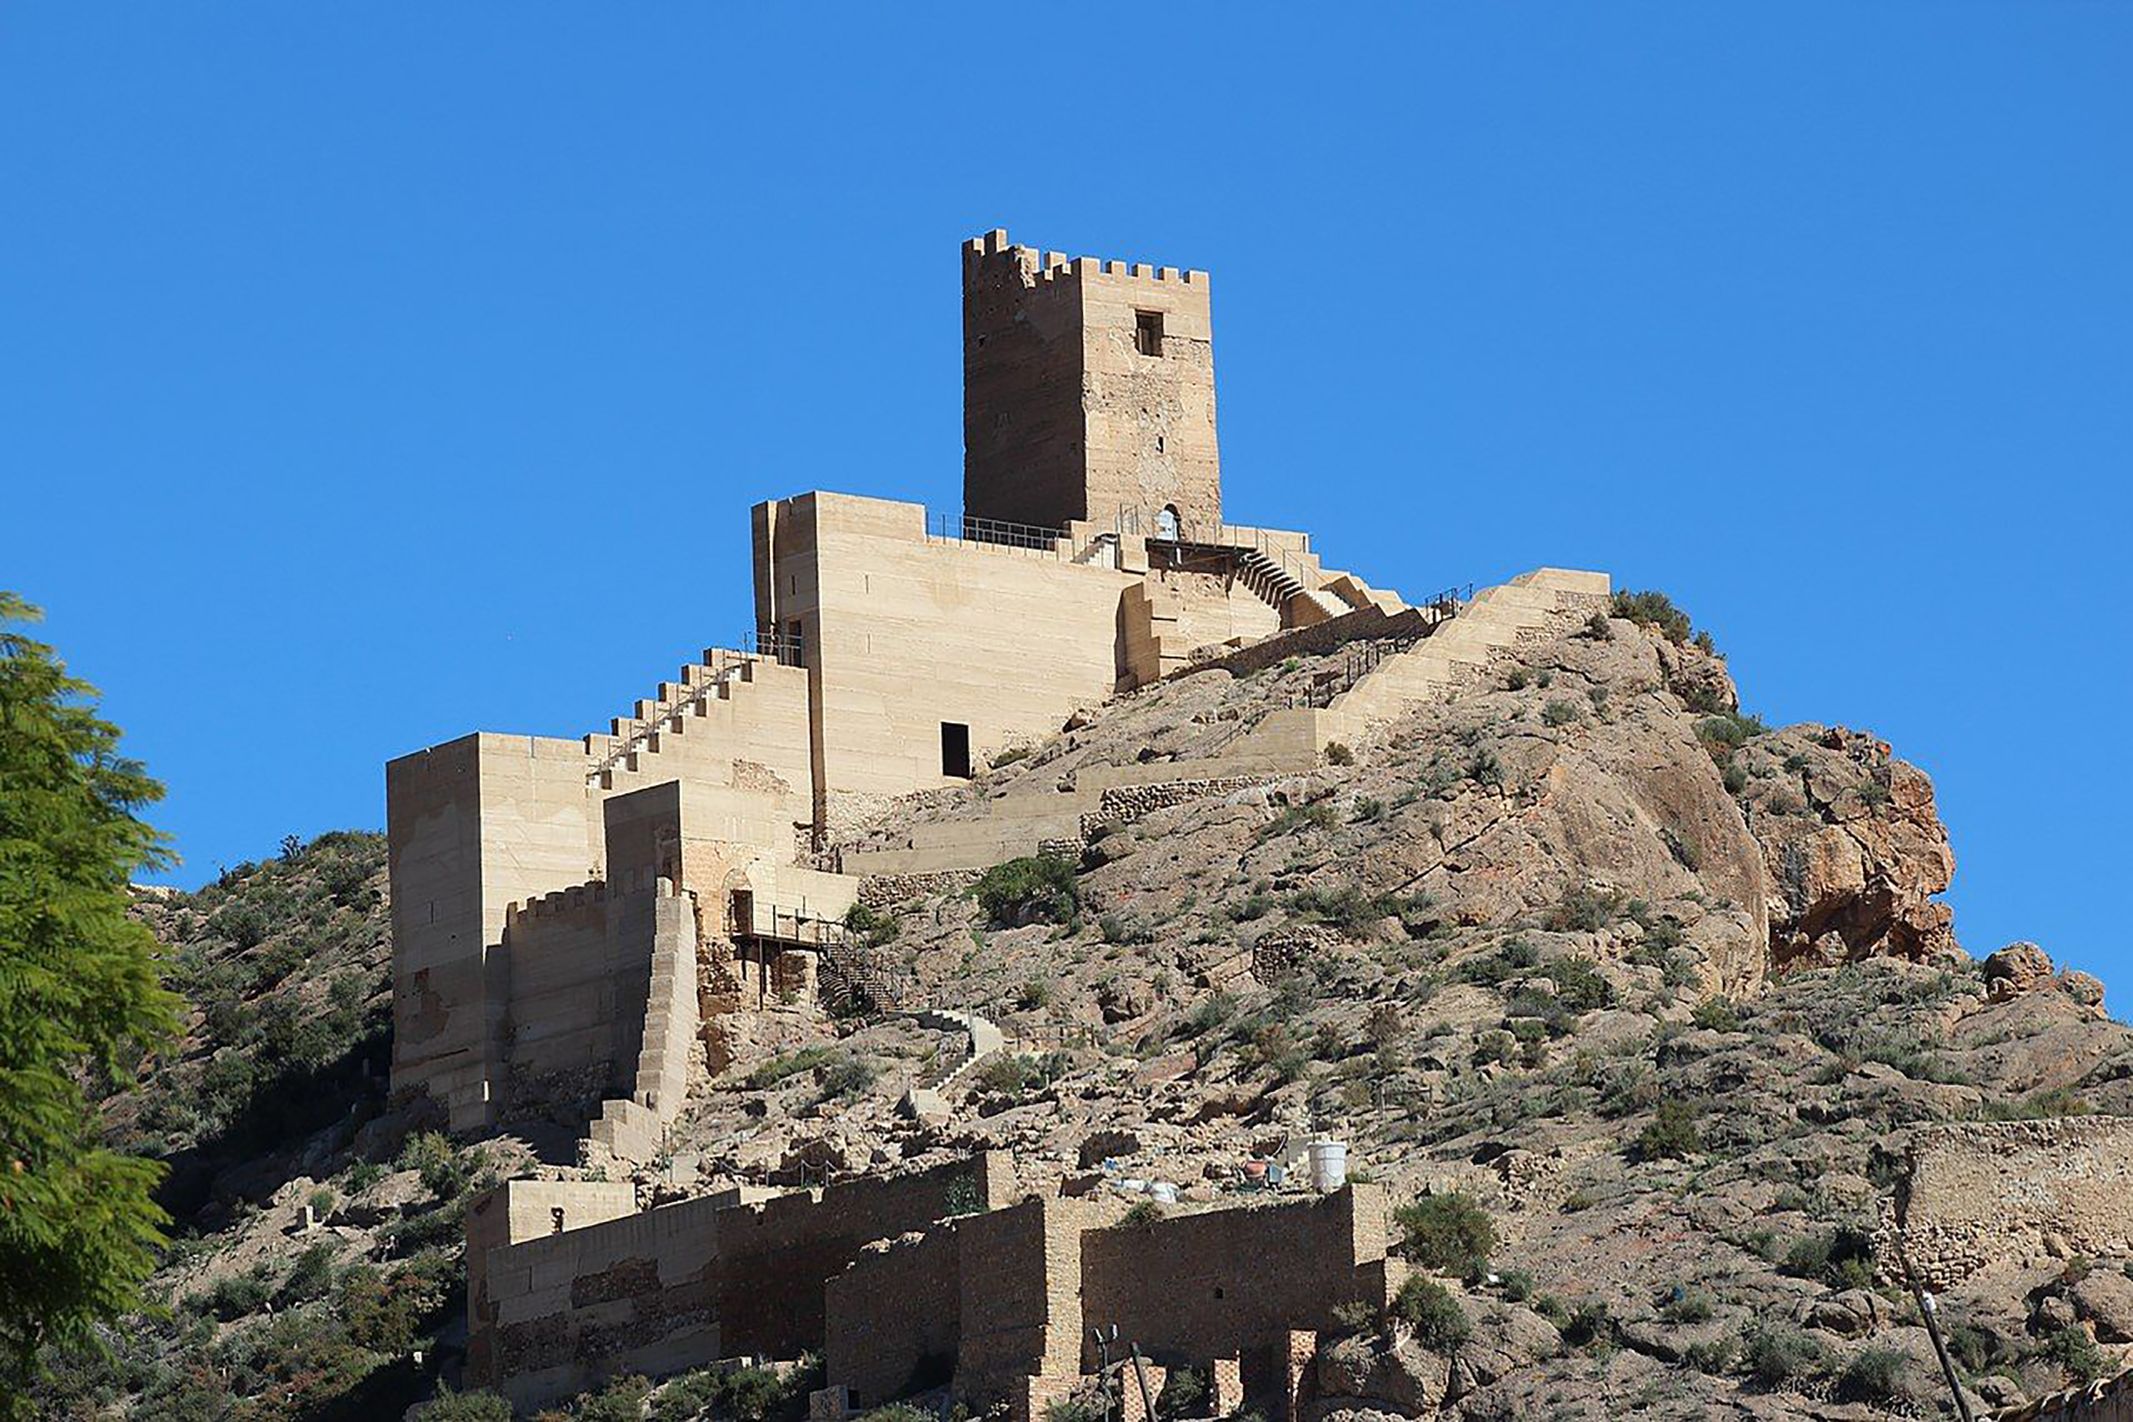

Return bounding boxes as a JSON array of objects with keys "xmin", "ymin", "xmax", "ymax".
[{"xmin": 928, "ymin": 511, "xmax": 1069, "ymax": 554}]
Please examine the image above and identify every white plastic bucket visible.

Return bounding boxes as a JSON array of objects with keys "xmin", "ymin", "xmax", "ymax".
[{"xmin": 1308, "ymin": 1139, "xmax": 1349, "ymax": 1192}]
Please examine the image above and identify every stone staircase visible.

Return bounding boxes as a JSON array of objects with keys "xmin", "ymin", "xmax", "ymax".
[
  {"xmin": 583, "ymin": 647, "xmax": 765, "ymax": 790},
  {"xmin": 585, "ymin": 888, "xmax": 700, "ymax": 1165},
  {"xmin": 898, "ymin": 1008, "xmax": 1006, "ymax": 1123},
  {"xmin": 1233, "ymin": 568, "xmax": 1610, "ymax": 760}
]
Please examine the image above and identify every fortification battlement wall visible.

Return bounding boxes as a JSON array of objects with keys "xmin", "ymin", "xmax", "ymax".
[
  {"xmin": 963, "ymin": 228, "xmax": 1209, "ymax": 287},
  {"xmin": 1896, "ymin": 1116, "xmax": 2133, "ymax": 1289}
]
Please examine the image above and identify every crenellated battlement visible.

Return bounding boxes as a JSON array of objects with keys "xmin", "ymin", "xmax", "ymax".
[
  {"xmin": 506, "ymin": 880, "xmax": 608, "ymax": 924},
  {"xmin": 962, "ymin": 227, "xmax": 1208, "ymax": 288}
]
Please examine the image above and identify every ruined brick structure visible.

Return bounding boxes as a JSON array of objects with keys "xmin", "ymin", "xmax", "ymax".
[{"xmin": 466, "ymin": 1149, "xmax": 1403, "ymax": 1419}]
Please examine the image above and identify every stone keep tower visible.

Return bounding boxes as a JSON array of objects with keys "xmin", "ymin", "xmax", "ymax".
[{"xmin": 962, "ymin": 228, "xmax": 1221, "ymax": 538}]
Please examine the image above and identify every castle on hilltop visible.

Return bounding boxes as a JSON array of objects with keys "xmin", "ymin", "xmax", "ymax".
[{"xmin": 386, "ymin": 228, "xmax": 1609, "ymax": 1155}]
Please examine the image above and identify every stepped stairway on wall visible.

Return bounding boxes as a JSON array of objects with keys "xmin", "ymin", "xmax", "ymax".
[
  {"xmin": 584, "ymin": 894, "xmax": 700, "ymax": 1166},
  {"xmin": 1233, "ymin": 567, "xmax": 1610, "ymax": 760},
  {"xmin": 584, "ymin": 647, "xmax": 773, "ymax": 792}
]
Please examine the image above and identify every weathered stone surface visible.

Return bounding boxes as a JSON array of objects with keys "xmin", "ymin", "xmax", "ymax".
[{"xmin": 1742, "ymin": 725, "xmax": 1958, "ymax": 972}]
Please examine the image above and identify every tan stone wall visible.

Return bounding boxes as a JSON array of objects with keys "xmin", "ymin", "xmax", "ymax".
[
  {"xmin": 497, "ymin": 883, "xmax": 694, "ymax": 1109},
  {"xmin": 825, "ymin": 1221, "xmax": 966, "ymax": 1408},
  {"xmin": 389, "ymin": 733, "xmax": 598, "ymax": 1127},
  {"xmin": 472, "ymin": 1153, "xmax": 1012, "ymax": 1409},
  {"xmin": 466, "ymin": 1179, "xmax": 638, "ymax": 1383},
  {"xmin": 759, "ymin": 491, "xmax": 1137, "ymax": 812},
  {"xmin": 1899, "ymin": 1117, "xmax": 2133, "ymax": 1288},
  {"xmin": 596, "ymin": 658, "xmax": 814, "ymax": 839}
]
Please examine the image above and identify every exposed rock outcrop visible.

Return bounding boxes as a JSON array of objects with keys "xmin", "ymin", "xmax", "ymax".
[{"xmin": 1736, "ymin": 724, "xmax": 1958, "ymax": 972}]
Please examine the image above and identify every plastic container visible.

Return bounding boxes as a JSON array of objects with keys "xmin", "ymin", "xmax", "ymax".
[{"xmin": 1307, "ymin": 1139, "xmax": 1349, "ymax": 1192}]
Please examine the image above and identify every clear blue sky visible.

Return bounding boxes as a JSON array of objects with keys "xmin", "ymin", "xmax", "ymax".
[{"xmin": 5, "ymin": 6, "xmax": 2128, "ymax": 987}]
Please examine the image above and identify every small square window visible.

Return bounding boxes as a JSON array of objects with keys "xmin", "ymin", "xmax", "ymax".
[{"xmin": 1135, "ymin": 310, "xmax": 1164, "ymax": 357}]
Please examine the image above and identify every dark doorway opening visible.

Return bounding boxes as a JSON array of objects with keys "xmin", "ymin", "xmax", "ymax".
[{"xmin": 941, "ymin": 722, "xmax": 972, "ymax": 779}]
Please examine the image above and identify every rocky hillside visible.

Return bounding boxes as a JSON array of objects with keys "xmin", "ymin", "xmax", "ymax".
[
  {"xmin": 33, "ymin": 593, "xmax": 2133, "ymax": 1421},
  {"xmin": 661, "ymin": 596, "xmax": 2133, "ymax": 1418}
]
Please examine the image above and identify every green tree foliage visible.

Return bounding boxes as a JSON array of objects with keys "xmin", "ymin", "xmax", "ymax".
[
  {"xmin": 0, "ymin": 592, "xmax": 182, "ymax": 1407},
  {"xmin": 971, "ymin": 854, "xmax": 1079, "ymax": 927},
  {"xmin": 1392, "ymin": 1191, "xmax": 1496, "ymax": 1280}
]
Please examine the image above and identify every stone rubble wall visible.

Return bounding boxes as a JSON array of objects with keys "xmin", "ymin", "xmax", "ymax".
[
  {"xmin": 1894, "ymin": 1117, "xmax": 2133, "ymax": 1289},
  {"xmin": 470, "ymin": 1152, "xmax": 1013, "ymax": 1410}
]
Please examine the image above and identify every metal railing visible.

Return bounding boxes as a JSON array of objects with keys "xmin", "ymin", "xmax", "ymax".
[
  {"xmin": 727, "ymin": 902, "xmax": 851, "ymax": 949},
  {"xmin": 1280, "ymin": 586, "xmax": 1472, "ymax": 708},
  {"xmin": 927, "ymin": 511, "xmax": 1069, "ymax": 554}
]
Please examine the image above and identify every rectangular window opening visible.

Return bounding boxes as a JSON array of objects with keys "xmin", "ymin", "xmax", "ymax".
[
  {"xmin": 940, "ymin": 722, "xmax": 972, "ymax": 779},
  {"xmin": 1135, "ymin": 310, "xmax": 1164, "ymax": 357}
]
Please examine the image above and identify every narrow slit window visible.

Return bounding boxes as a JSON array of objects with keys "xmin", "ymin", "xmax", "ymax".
[{"xmin": 1135, "ymin": 310, "xmax": 1163, "ymax": 357}]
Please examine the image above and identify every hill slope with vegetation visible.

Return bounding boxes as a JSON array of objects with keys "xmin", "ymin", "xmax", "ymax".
[{"xmin": 28, "ymin": 592, "xmax": 2133, "ymax": 1421}]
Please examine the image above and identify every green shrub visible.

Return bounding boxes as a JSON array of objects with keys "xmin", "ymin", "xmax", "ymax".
[
  {"xmin": 818, "ymin": 1054, "xmax": 877, "ymax": 1100},
  {"xmin": 2047, "ymin": 1323, "xmax": 2105, "ymax": 1381},
  {"xmin": 1541, "ymin": 700, "xmax": 1582, "ymax": 728},
  {"xmin": 1351, "ymin": 796, "xmax": 1385, "ymax": 823},
  {"xmin": 747, "ymin": 1045, "xmax": 837, "ymax": 1090},
  {"xmin": 192, "ymin": 1265, "xmax": 271, "ymax": 1321},
  {"xmin": 971, "ymin": 854, "xmax": 1080, "ymax": 927},
  {"xmin": 1583, "ymin": 611, "xmax": 1614, "ymax": 641},
  {"xmin": 1325, "ymin": 742, "xmax": 1355, "ymax": 766},
  {"xmin": 1019, "ymin": 978, "xmax": 1055, "ymax": 1010},
  {"xmin": 842, "ymin": 902, "xmax": 901, "ymax": 947},
  {"xmin": 1228, "ymin": 892, "xmax": 1273, "ymax": 922},
  {"xmin": 1045, "ymin": 1397, "xmax": 1105, "ymax": 1422},
  {"xmin": 1155, "ymin": 1365, "xmax": 1205, "ymax": 1420},
  {"xmin": 398, "ymin": 1130, "xmax": 468, "ymax": 1200},
  {"xmin": 1549, "ymin": 885, "xmax": 1622, "ymax": 933},
  {"xmin": 1610, "ymin": 590, "xmax": 1693, "ymax": 645},
  {"xmin": 1390, "ymin": 1277, "xmax": 1470, "ymax": 1351},
  {"xmin": 1695, "ymin": 711, "xmax": 1766, "ymax": 762},
  {"xmin": 1545, "ymin": 958, "xmax": 1614, "ymax": 1013},
  {"xmin": 1658, "ymin": 1286, "xmax": 1714, "ymax": 1324},
  {"xmin": 1634, "ymin": 1099, "xmax": 1701, "ymax": 1161},
  {"xmin": 414, "ymin": 1388, "xmax": 512, "ymax": 1422},
  {"xmin": 1779, "ymin": 1227, "xmax": 1875, "ymax": 1289},
  {"xmin": 1097, "ymin": 912, "xmax": 1155, "ymax": 945},
  {"xmin": 1741, "ymin": 1321, "xmax": 1825, "ymax": 1387},
  {"xmin": 1834, "ymin": 1347, "xmax": 1908, "ymax": 1403},
  {"xmin": 578, "ymin": 1375, "xmax": 654, "ymax": 1422},
  {"xmin": 1117, "ymin": 1199, "xmax": 1165, "ymax": 1229},
  {"xmin": 274, "ymin": 1242, "xmax": 338, "ymax": 1308},
  {"xmin": 1562, "ymin": 1300, "xmax": 1613, "ymax": 1349},
  {"xmin": 1392, "ymin": 1192, "xmax": 1495, "ymax": 1279},
  {"xmin": 1691, "ymin": 997, "xmax": 1743, "ymax": 1033}
]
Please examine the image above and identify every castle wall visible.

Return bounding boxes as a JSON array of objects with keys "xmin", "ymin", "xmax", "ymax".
[
  {"xmin": 1899, "ymin": 1117, "xmax": 2133, "ymax": 1288},
  {"xmin": 497, "ymin": 883, "xmax": 692, "ymax": 1111},
  {"xmin": 757, "ymin": 491, "xmax": 1138, "ymax": 829},
  {"xmin": 825, "ymin": 1223, "xmax": 966, "ymax": 1409},
  {"xmin": 596, "ymin": 658, "xmax": 815, "ymax": 840},
  {"xmin": 470, "ymin": 1153, "xmax": 1014, "ymax": 1409},
  {"xmin": 466, "ymin": 1179, "xmax": 639, "ymax": 1383},
  {"xmin": 1078, "ymin": 1186, "xmax": 1398, "ymax": 1373},
  {"xmin": 388, "ymin": 733, "xmax": 597, "ymax": 1128}
]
